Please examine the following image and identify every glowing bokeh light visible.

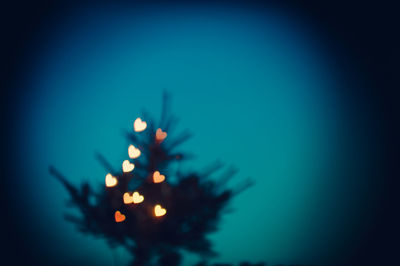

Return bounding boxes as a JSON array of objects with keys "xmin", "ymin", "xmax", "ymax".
[
  {"xmin": 133, "ymin": 118, "xmax": 147, "ymax": 132},
  {"xmin": 114, "ymin": 211, "xmax": 126, "ymax": 223},
  {"xmin": 122, "ymin": 160, "xmax": 134, "ymax": 173},
  {"xmin": 153, "ymin": 171, "xmax": 165, "ymax": 183},
  {"xmin": 128, "ymin": 145, "xmax": 141, "ymax": 159},
  {"xmin": 132, "ymin": 192, "xmax": 144, "ymax": 204},
  {"xmin": 123, "ymin": 191, "xmax": 144, "ymax": 204},
  {"xmin": 105, "ymin": 173, "xmax": 117, "ymax": 187},
  {"xmin": 123, "ymin": 192, "xmax": 134, "ymax": 204},
  {"xmin": 155, "ymin": 128, "xmax": 167, "ymax": 142},
  {"xmin": 154, "ymin": 204, "xmax": 166, "ymax": 217}
]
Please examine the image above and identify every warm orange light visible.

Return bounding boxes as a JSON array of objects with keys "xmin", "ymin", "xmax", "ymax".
[
  {"xmin": 115, "ymin": 211, "xmax": 126, "ymax": 222},
  {"xmin": 128, "ymin": 145, "xmax": 141, "ymax": 159},
  {"xmin": 123, "ymin": 192, "xmax": 134, "ymax": 204},
  {"xmin": 134, "ymin": 118, "xmax": 147, "ymax": 132},
  {"xmin": 155, "ymin": 128, "xmax": 167, "ymax": 142},
  {"xmin": 153, "ymin": 171, "xmax": 165, "ymax": 183},
  {"xmin": 123, "ymin": 191, "xmax": 144, "ymax": 204},
  {"xmin": 122, "ymin": 160, "xmax": 134, "ymax": 173},
  {"xmin": 105, "ymin": 173, "xmax": 117, "ymax": 187},
  {"xmin": 154, "ymin": 204, "xmax": 166, "ymax": 217}
]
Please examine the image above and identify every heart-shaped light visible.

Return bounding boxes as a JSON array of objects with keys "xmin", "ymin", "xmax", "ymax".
[
  {"xmin": 115, "ymin": 211, "xmax": 126, "ymax": 222},
  {"xmin": 155, "ymin": 128, "xmax": 167, "ymax": 142},
  {"xmin": 134, "ymin": 118, "xmax": 147, "ymax": 132},
  {"xmin": 153, "ymin": 171, "xmax": 165, "ymax": 183},
  {"xmin": 122, "ymin": 160, "xmax": 134, "ymax": 173},
  {"xmin": 123, "ymin": 192, "xmax": 134, "ymax": 204},
  {"xmin": 128, "ymin": 145, "xmax": 141, "ymax": 159},
  {"xmin": 132, "ymin": 191, "xmax": 144, "ymax": 204},
  {"xmin": 123, "ymin": 191, "xmax": 144, "ymax": 204},
  {"xmin": 154, "ymin": 204, "xmax": 166, "ymax": 217},
  {"xmin": 105, "ymin": 173, "xmax": 117, "ymax": 187}
]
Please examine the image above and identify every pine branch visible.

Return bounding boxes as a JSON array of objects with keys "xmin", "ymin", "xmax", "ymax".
[{"xmin": 50, "ymin": 94, "xmax": 253, "ymax": 266}]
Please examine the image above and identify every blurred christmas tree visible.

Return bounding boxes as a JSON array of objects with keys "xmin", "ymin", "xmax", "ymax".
[{"xmin": 49, "ymin": 93, "xmax": 255, "ymax": 266}]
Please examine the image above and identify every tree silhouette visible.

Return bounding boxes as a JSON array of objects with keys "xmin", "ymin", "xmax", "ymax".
[{"xmin": 49, "ymin": 93, "xmax": 254, "ymax": 266}]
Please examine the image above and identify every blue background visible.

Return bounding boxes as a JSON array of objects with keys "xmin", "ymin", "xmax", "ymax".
[{"xmin": 5, "ymin": 2, "xmax": 384, "ymax": 265}]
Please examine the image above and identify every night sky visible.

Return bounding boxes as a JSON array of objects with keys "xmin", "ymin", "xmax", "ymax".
[{"xmin": 1, "ymin": 1, "xmax": 397, "ymax": 265}]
